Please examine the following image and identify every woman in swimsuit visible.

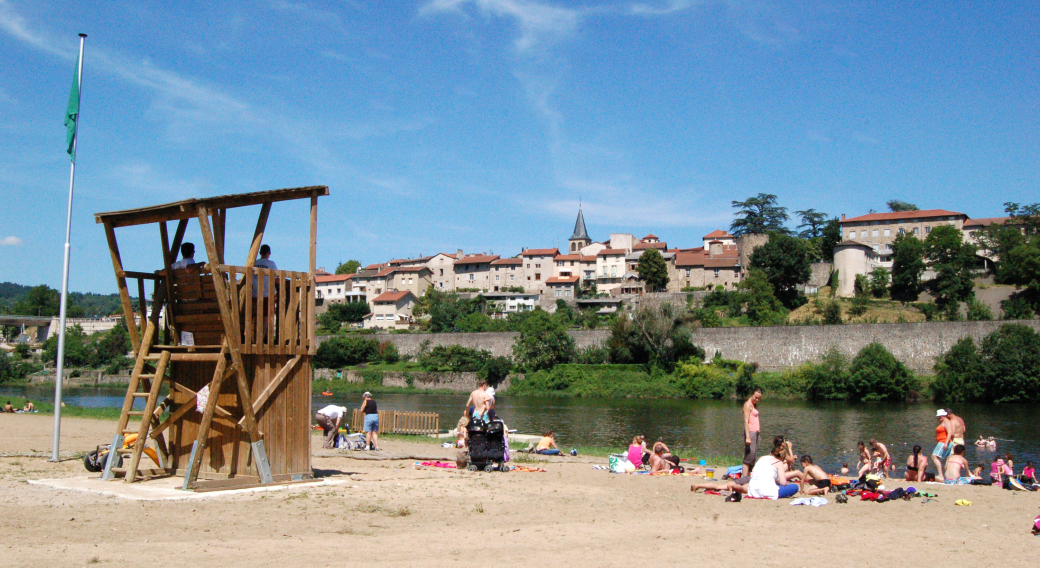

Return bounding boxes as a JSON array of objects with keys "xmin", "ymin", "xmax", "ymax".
[{"xmin": 905, "ymin": 444, "xmax": 927, "ymax": 482}]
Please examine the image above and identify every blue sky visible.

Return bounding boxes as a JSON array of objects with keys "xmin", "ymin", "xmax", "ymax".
[{"xmin": 0, "ymin": 0, "xmax": 1037, "ymax": 294}]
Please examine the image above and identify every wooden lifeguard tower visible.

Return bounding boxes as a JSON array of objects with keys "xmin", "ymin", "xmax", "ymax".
[{"xmin": 94, "ymin": 186, "xmax": 328, "ymax": 490}]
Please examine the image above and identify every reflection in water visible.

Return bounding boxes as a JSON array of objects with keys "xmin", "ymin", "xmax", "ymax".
[{"xmin": 4, "ymin": 385, "xmax": 1036, "ymax": 471}]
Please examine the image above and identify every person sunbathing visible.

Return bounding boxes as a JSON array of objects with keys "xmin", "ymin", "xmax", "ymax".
[
  {"xmin": 798, "ymin": 455, "xmax": 831, "ymax": 495},
  {"xmin": 1020, "ymin": 461, "xmax": 1037, "ymax": 485},
  {"xmin": 627, "ymin": 435, "xmax": 650, "ymax": 468},
  {"xmin": 905, "ymin": 445, "xmax": 929, "ymax": 482},
  {"xmin": 535, "ymin": 431, "xmax": 561, "ymax": 455},
  {"xmin": 648, "ymin": 443, "xmax": 677, "ymax": 473},
  {"xmin": 944, "ymin": 445, "xmax": 982, "ymax": 484}
]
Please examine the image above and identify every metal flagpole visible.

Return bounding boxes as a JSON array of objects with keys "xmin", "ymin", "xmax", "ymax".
[{"xmin": 52, "ymin": 33, "xmax": 87, "ymax": 462}]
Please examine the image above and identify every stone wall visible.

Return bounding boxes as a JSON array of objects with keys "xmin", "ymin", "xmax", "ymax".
[
  {"xmin": 319, "ymin": 320, "xmax": 1040, "ymax": 374},
  {"xmin": 312, "ymin": 368, "xmax": 522, "ymax": 392}
]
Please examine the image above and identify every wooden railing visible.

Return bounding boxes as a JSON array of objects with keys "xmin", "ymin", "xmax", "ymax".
[
  {"xmin": 220, "ymin": 265, "xmax": 315, "ymax": 356},
  {"xmin": 350, "ymin": 409, "xmax": 440, "ymax": 435}
]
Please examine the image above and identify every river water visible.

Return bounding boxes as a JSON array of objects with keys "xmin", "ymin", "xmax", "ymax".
[{"xmin": 4, "ymin": 385, "xmax": 1036, "ymax": 472}]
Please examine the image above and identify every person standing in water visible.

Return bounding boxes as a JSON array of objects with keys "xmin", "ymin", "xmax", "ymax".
[{"xmin": 741, "ymin": 388, "xmax": 763, "ymax": 477}]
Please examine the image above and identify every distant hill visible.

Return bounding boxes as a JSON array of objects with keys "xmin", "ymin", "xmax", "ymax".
[{"xmin": 0, "ymin": 282, "xmax": 128, "ymax": 318}]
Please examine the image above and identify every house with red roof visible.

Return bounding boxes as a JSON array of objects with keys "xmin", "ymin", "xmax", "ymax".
[
  {"xmin": 545, "ymin": 275, "xmax": 580, "ymax": 300},
  {"xmin": 491, "ymin": 257, "xmax": 524, "ymax": 291},
  {"xmin": 363, "ymin": 290, "xmax": 417, "ymax": 330},
  {"xmin": 454, "ymin": 253, "xmax": 501, "ymax": 291},
  {"xmin": 520, "ymin": 248, "xmax": 559, "ymax": 293},
  {"xmin": 315, "ymin": 273, "xmax": 365, "ymax": 307},
  {"xmin": 427, "ymin": 252, "xmax": 459, "ymax": 292}
]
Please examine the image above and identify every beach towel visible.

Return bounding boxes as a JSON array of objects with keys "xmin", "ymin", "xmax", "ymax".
[
  {"xmin": 510, "ymin": 466, "xmax": 546, "ymax": 473},
  {"xmin": 790, "ymin": 497, "xmax": 828, "ymax": 507},
  {"xmin": 416, "ymin": 461, "xmax": 457, "ymax": 469}
]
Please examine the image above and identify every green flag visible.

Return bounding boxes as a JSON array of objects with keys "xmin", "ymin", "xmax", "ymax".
[{"xmin": 64, "ymin": 54, "xmax": 80, "ymax": 161}]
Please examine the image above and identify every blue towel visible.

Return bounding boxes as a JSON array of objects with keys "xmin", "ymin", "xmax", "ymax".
[{"xmin": 726, "ymin": 465, "xmax": 743, "ymax": 477}]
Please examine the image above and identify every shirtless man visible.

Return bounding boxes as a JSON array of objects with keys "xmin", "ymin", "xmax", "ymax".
[
  {"xmin": 649, "ymin": 443, "xmax": 675, "ymax": 473},
  {"xmin": 869, "ymin": 439, "xmax": 892, "ymax": 476},
  {"xmin": 465, "ymin": 380, "xmax": 490, "ymax": 422},
  {"xmin": 944, "ymin": 445, "xmax": 981, "ymax": 484},
  {"xmin": 945, "ymin": 408, "xmax": 967, "ymax": 447},
  {"xmin": 798, "ymin": 455, "xmax": 831, "ymax": 495}
]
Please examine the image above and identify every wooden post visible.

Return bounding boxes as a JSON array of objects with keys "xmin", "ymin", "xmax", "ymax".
[
  {"xmin": 159, "ymin": 222, "xmax": 178, "ymax": 344},
  {"xmin": 184, "ymin": 344, "xmax": 229, "ymax": 488},
  {"xmin": 103, "ymin": 222, "xmax": 142, "ymax": 354},
  {"xmin": 213, "ymin": 208, "xmax": 226, "ymax": 265},
  {"xmin": 245, "ymin": 202, "xmax": 272, "ymax": 269},
  {"xmin": 196, "ymin": 209, "xmax": 263, "ymax": 444},
  {"xmin": 308, "ymin": 195, "xmax": 317, "ymax": 353}
]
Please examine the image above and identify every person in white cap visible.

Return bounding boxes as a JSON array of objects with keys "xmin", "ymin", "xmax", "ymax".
[
  {"xmin": 485, "ymin": 386, "xmax": 496, "ymax": 420},
  {"xmin": 931, "ymin": 409, "xmax": 955, "ymax": 481},
  {"xmin": 315, "ymin": 404, "xmax": 347, "ymax": 449}
]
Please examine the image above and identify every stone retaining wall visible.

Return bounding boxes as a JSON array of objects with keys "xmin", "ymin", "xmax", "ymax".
[{"xmin": 318, "ymin": 320, "xmax": 1040, "ymax": 373}]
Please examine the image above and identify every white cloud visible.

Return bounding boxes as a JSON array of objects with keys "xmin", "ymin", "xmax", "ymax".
[
  {"xmin": 630, "ymin": 0, "xmax": 703, "ymax": 16},
  {"xmin": 1, "ymin": 236, "xmax": 24, "ymax": 246},
  {"xmin": 422, "ymin": 0, "xmax": 581, "ymax": 53}
]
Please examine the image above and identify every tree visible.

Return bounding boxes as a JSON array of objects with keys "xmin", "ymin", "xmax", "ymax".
[
  {"xmin": 512, "ymin": 310, "xmax": 575, "ymax": 371},
  {"xmin": 868, "ymin": 267, "xmax": 890, "ymax": 299},
  {"xmin": 890, "ymin": 233, "xmax": 926, "ymax": 302},
  {"xmin": 795, "ymin": 209, "xmax": 829, "ymax": 238},
  {"xmin": 886, "ymin": 200, "xmax": 919, "ymax": 212},
  {"xmin": 335, "ymin": 260, "xmax": 361, "ymax": 275},
  {"xmin": 817, "ymin": 218, "xmax": 842, "ymax": 262},
  {"xmin": 730, "ymin": 193, "xmax": 790, "ymax": 236},
  {"xmin": 924, "ymin": 225, "xmax": 977, "ymax": 308},
  {"xmin": 635, "ymin": 248, "xmax": 669, "ymax": 292},
  {"xmin": 738, "ymin": 269, "xmax": 787, "ymax": 326},
  {"xmin": 606, "ymin": 300, "xmax": 704, "ymax": 372},
  {"xmin": 847, "ymin": 343, "xmax": 919, "ymax": 402},
  {"xmin": 318, "ymin": 302, "xmax": 370, "ymax": 332},
  {"xmin": 748, "ymin": 233, "xmax": 812, "ymax": 309},
  {"xmin": 14, "ymin": 285, "xmax": 60, "ymax": 316}
]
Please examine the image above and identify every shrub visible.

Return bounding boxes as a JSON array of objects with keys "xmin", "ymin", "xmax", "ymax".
[
  {"xmin": 477, "ymin": 356, "xmax": 513, "ymax": 387},
  {"xmin": 575, "ymin": 346, "xmax": 609, "ymax": 365},
  {"xmin": 979, "ymin": 324, "xmax": 1040, "ymax": 402},
  {"xmin": 802, "ymin": 347, "xmax": 849, "ymax": 401},
  {"xmin": 606, "ymin": 302, "xmax": 704, "ymax": 371},
  {"xmin": 376, "ymin": 341, "xmax": 399, "ymax": 364},
  {"xmin": 822, "ymin": 302, "xmax": 842, "ymax": 325},
  {"xmin": 673, "ymin": 359, "xmax": 744, "ymax": 399},
  {"xmin": 848, "ymin": 297, "xmax": 869, "ymax": 317},
  {"xmin": 1001, "ymin": 295, "xmax": 1035, "ymax": 320},
  {"xmin": 847, "ymin": 343, "xmax": 919, "ymax": 402},
  {"xmin": 418, "ymin": 344, "xmax": 490, "ymax": 372},
  {"xmin": 508, "ymin": 364, "xmax": 676, "ymax": 398},
  {"xmin": 314, "ymin": 336, "xmax": 379, "ymax": 368},
  {"xmin": 693, "ymin": 307, "xmax": 722, "ymax": 328},
  {"xmin": 869, "ymin": 268, "xmax": 890, "ymax": 298},
  {"xmin": 915, "ymin": 303, "xmax": 939, "ymax": 321},
  {"xmin": 965, "ymin": 299, "xmax": 993, "ymax": 321},
  {"xmin": 932, "ymin": 337, "xmax": 984, "ymax": 402},
  {"xmin": 512, "ymin": 310, "xmax": 576, "ymax": 371}
]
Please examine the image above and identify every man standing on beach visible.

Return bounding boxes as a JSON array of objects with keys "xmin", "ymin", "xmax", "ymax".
[
  {"xmin": 742, "ymin": 388, "xmax": 763, "ymax": 477},
  {"xmin": 466, "ymin": 380, "xmax": 490, "ymax": 422},
  {"xmin": 945, "ymin": 408, "xmax": 967, "ymax": 446}
]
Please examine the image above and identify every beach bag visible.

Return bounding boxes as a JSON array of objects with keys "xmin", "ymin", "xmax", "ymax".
[{"xmin": 608, "ymin": 454, "xmax": 631, "ymax": 473}]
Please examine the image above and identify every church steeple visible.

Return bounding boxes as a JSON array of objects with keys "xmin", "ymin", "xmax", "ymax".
[{"xmin": 568, "ymin": 207, "xmax": 591, "ymax": 253}]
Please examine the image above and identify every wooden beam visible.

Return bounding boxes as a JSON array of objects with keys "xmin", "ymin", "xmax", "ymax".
[
  {"xmin": 185, "ymin": 344, "xmax": 229, "ymax": 488},
  {"xmin": 240, "ymin": 355, "xmax": 301, "ymax": 427},
  {"xmin": 159, "ymin": 222, "xmax": 178, "ymax": 345},
  {"xmin": 308, "ymin": 194, "xmax": 318, "ymax": 353},
  {"xmin": 213, "ymin": 208, "xmax": 226, "ymax": 265},
  {"xmin": 245, "ymin": 202, "xmax": 272, "ymax": 270},
  {"xmin": 169, "ymin": 218, "xmax": 188, "ymax": 264},
  {"xmin": 103, "ymin": 222, "xmax": 142, "ymax": 354},
  {"xmin": 197, "ymin": 209, "xmax": 263, "ymax": 444}
]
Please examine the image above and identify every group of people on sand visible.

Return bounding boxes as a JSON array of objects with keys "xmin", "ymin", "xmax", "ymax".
[
  {"xmin": 2, "ymin": 400, "xmax": 34, "ymax": 413},
  {"xmin": 626, "ymin": 435, "xmax": 692, "ymax": 473},
  {"xmin": 314, "ymin": 392, "xmax": 380, "ymax": 451}
]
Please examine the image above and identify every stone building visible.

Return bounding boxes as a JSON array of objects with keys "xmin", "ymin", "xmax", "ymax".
[
  {"xmin": 454, "ymin": 253, "xmax": 500, "ymax": 291},
  {"xmin": 491, "ymin": 257, "xmax": 524, "ymax": 291},
  {"xmin": 426, "ymin": 252, "xmax": 458, "ymax": 291},
  {"xmin": 521, "ymin": 248, "xmax": 559, "ymax": 294},
  {"xmin": 364, "ymin": 290, "xmax": 417, "ymax": 330}
]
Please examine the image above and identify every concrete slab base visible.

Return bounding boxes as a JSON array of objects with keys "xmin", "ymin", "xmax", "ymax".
[{"xmin": 27, "ymin": 476, "xmax": 347, "ymax": 501}]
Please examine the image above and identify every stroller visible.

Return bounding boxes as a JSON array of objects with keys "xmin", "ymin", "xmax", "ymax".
[{"xmin": 466, "ymin": 418, "xmax": 507, "ymax": 472}]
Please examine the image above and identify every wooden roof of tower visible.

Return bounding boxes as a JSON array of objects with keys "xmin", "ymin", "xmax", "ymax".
[
  {"xmin": 95, "ymin": 186, "xmax": 329, "ymax": 227},
  {"xmin": 94, "ymin": 185, "xmax": 327, "ymax": 492}
]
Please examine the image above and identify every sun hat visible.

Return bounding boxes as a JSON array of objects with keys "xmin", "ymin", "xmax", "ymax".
[
  {"xmin": 936, "ymin": 409, "xmax": 948, "ymax": 417},
  {"xmin": 363, "ymin": 391, "xmax": 372, "ymax": 398},
  {"xmin": 486, "ymin": 387, "xmax": 495, "ymax": 398}
]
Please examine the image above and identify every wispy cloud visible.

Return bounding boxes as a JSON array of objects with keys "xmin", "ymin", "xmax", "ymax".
[
  {"xmin": 1, "ymin": 235, "xmax": 24, "ymax": 246},
  {"xmin": 422, "ymin": 0, "xmax": 581, "ymax": 53},
  {"xmin": 630, "ymin": 0, "xmax": 703, "ymax": 16},
  {"xmin": 104, "ymin": 162, "xmax": 215, "ymax": 198}
]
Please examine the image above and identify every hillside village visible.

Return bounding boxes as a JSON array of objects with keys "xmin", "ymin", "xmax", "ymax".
[{"xmin": 317, "ymin": 206, "xmax": 1025, "ymax": 330}]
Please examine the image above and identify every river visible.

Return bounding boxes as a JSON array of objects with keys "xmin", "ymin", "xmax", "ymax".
[{"xmin": 3, "ymin": 385, "xmax": 1036, "ymax": 472}]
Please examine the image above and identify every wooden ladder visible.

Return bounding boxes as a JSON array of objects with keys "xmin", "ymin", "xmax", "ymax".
[{"xmin": 102, "ymin": 328, "xmax": 172, "ymax": 482}]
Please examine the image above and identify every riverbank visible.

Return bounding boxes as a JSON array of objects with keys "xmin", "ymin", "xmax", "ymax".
[{"xmin": 1, "ymin": 414, "xmax": 1036, "ymax": 567}]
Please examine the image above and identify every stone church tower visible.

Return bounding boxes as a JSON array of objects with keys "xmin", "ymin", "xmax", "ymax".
[{"xmin": 568, "ymin": 208, "xmax": 591, "ymax": 253}]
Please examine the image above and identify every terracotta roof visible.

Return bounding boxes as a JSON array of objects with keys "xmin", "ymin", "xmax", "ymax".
[
  {"xmin": 522, "ymin": 248, "xmax": 559, "ymax": 257},
  {"xmin": 372, "ymin": 290, "xmax": 415, "ymax": 303},
  {"xmin": 454, "ymin": 254, "xmax": 500, "ymax": 266},
  {"xmin": 546, "ymin": 276, "xmax": 580, "ymax": 284},
  {"xmin": 316, "ymin": 274, "xmax": 353, "ymax": 283},
  {"xmin": 642, "ymin": 234, "xmax": 659, "ymax": 240},
  {"xmin": 364, "ymin": 263, "xmax": 385, "ymax": 270},
  {"xmin": 842, "ymin": 209, "xmax": 966, "ymax": 224},
  {"xmin": 703, "ymin": 257, "xmax": 739, "ymax": 268},
  {"xmin": 554, "ymin": 254, "xmax": 581, "ymax": 261},
  {"xmin": 374, "ymin": 267, "xmax": 396, "ymax": 277},
  {"xmin": 598, "ymin": 248, "xmax": 627, "ymax": 256},
  {"xmin": 579, "ymin": 256, "xmax": 597, "ymax": 262},
  {"xmin": 964, "ymin": 217, "xmax": 1013, "ymax": 227},
  {"xmin": 675, "ymin": 252, "xmax": 704, "ymax": 267},
  {"xmin": 392, "ymin": 266, "xmax": 429, "ymax": 273},
  {"xmin": 491, "ymin": 258, "xmax": 523, "ymax": 265},
  {"xmin": 633, "ymin": 242, "xmax": 667, "ymax": 250},
  {"xmin": 703, "ymin": 229, "xmax": 734, "ymax": 239}
]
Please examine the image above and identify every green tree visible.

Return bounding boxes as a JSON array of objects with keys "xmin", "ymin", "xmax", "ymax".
[
  {"xmin": 93, "ymin": 318, "xmax": 132, "ymax": 371},
  {"xmin": 606, "ymin": 301, "xmax": 704, "ymax": 372},
  {"xmin": 42, "ymin": 325, "xmax": 94, "ymax": 367},
  {"xmin": 924, "ymin": 225, "xmax": 977, "ymax": 308},
  {"xmin": 932, "ymin": 337, "xmax": 984, "ymax": 402},
  {"xmin": 335, "ymin": 260, "xmax": 361, "ymax": 275},
  {"xmin": 804, "ymin": 347, "xmax": 849, "ymax": 401},
  {"xmin": 318, "ymin": 302, "xmax": 370, "ymax": 332},
  {"xmin": 817, "ymin": 218, "xmax": 842, "ymax": 262},
  {"xmin": 314, "ymin": 336, "xmax": 380, "ymax": 368},
  {"xmin": 886, "ymin": 200, "xmax": 919, "ymax": 212},
  {"xmin": 890, "ymin": 233, "xmax": 926, "ymax": 302},
  {"xmin": 512, "ymin": 310, "xmax": 575, "ymax": 371},
  {"xmin": 1000, "ymin": 295, "xmax": 1034, "ymax": 320},
  {"xmin": 965, "ymin": 299, "xmax": 993, "ymax": 321},
  {"xmin": 739, "ymin": 269, "xmax": 787, "ymax": 326},
  {"xmin": 868, "ymin": 267, "xmax": 890, "ymax": 299},
  {"xmin": 748, "ymin": 233, "xmax": 811, "ymax": 309},
  {"xmin": 847, "ymin": 343, "xmax": 919, "ymax": 402},
  {"xmin": 795, "ymin": 209, "xmax": 829, "ymax": 238},
  {"xmin": 635, "ymin": 248, "xmax": 669, "ymax": 292},
  {"xmin": 14, "ymin": 285, "xmax": 60, "ymax": 317},
  {"xmin": 822, "ymin": 302, "xmax": 842, "ymax": 325},
  {"xmin": 979, "ymin": 324, "xmax": 1040, "ymax": 402},
  {"xmin": 477, "ymin": 356, "xmax": 513, "ymax": 387},
  {"xmin": 730, "ymin": 193, "xmax": 790, "ymax": 236},
  {"xmin": 455, "ymin": 311, "xmax": 492, "ymax": 333}
]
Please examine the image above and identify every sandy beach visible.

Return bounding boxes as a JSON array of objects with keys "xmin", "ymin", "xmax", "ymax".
[{"xmin": 1, "ymin": 413, "xmax": 1037, "ymax": 567}]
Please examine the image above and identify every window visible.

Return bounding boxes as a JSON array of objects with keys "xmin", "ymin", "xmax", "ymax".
[
  {"xmin": 555, "ymin": 289, "xmax": 561, "ymax": 297},
  {"xmin": 872, "ymin": 230, "xmax": 879, "ymax": 237},
  {"xmin": 565, "ymin": 289, "xmax": 571, "ymax": 297},
  {"xmin": 898, "ymin": 228, "xmax": 905, "ymax": 235},
  {"xmin": 925, "ymin": 226, "xmax": 931, "ymax": 234},
  {"xmin": 336, "ymin": 288, "xmax": 341, "ymax": 294},
  {"xmin": 439, "ymin": 269, "xmax": 443, "ymax": 276},
  {"xmin": 468, "ymin": 274, "xmax": 475, "ymax": 281},
  {"xmin": 509, "ymin": 275, "xmax": 514, "ymax": 281},
  {"xmin": 611, "ymin": 266, "xmax": 616, "ymax": 276},
  {"xmin": 536, "ymin": 263, "xmax": 541, "ymax": 268},
  {"xmin": 439, "ymin": 282, "xmax": 444, "ymax": 288},
  {"xmin": 527, "ymin": 277, "xmax": 531, "ymax": 281},
  {"xmin": 685, "ymin": 269, "xmax": 691, "ymax": 277},
  {"xmin": 883, "ymin": 229, "xmax": 890, "ymax": 237},
  {"xmin": 713, "ymin": 269, "xmax": 719, "ymax": 277},
  {"xmin": 408, "ymin": 278, "xmax": 413, "ymax": 284},
  {"xmin": 535, "ymin": 273, "xmax": 541, "ymax": 280},
  {"xmin": 526, "ymin": 264, "xmax": 531, "ymax": 269},
  {"xmin": 850, "ymin": 231, "xmax": 856, "ymax": 239},
  {"xmin": 495, "ymin": 275, "xmax": 500, "ymax": 281},
  {"xmin": 557, "ymin": 261, "xmax": 563, "ymax": 266},
  {"xmin": 913, "ymin": 227, "xmax": 919, "ymax": 235}
]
